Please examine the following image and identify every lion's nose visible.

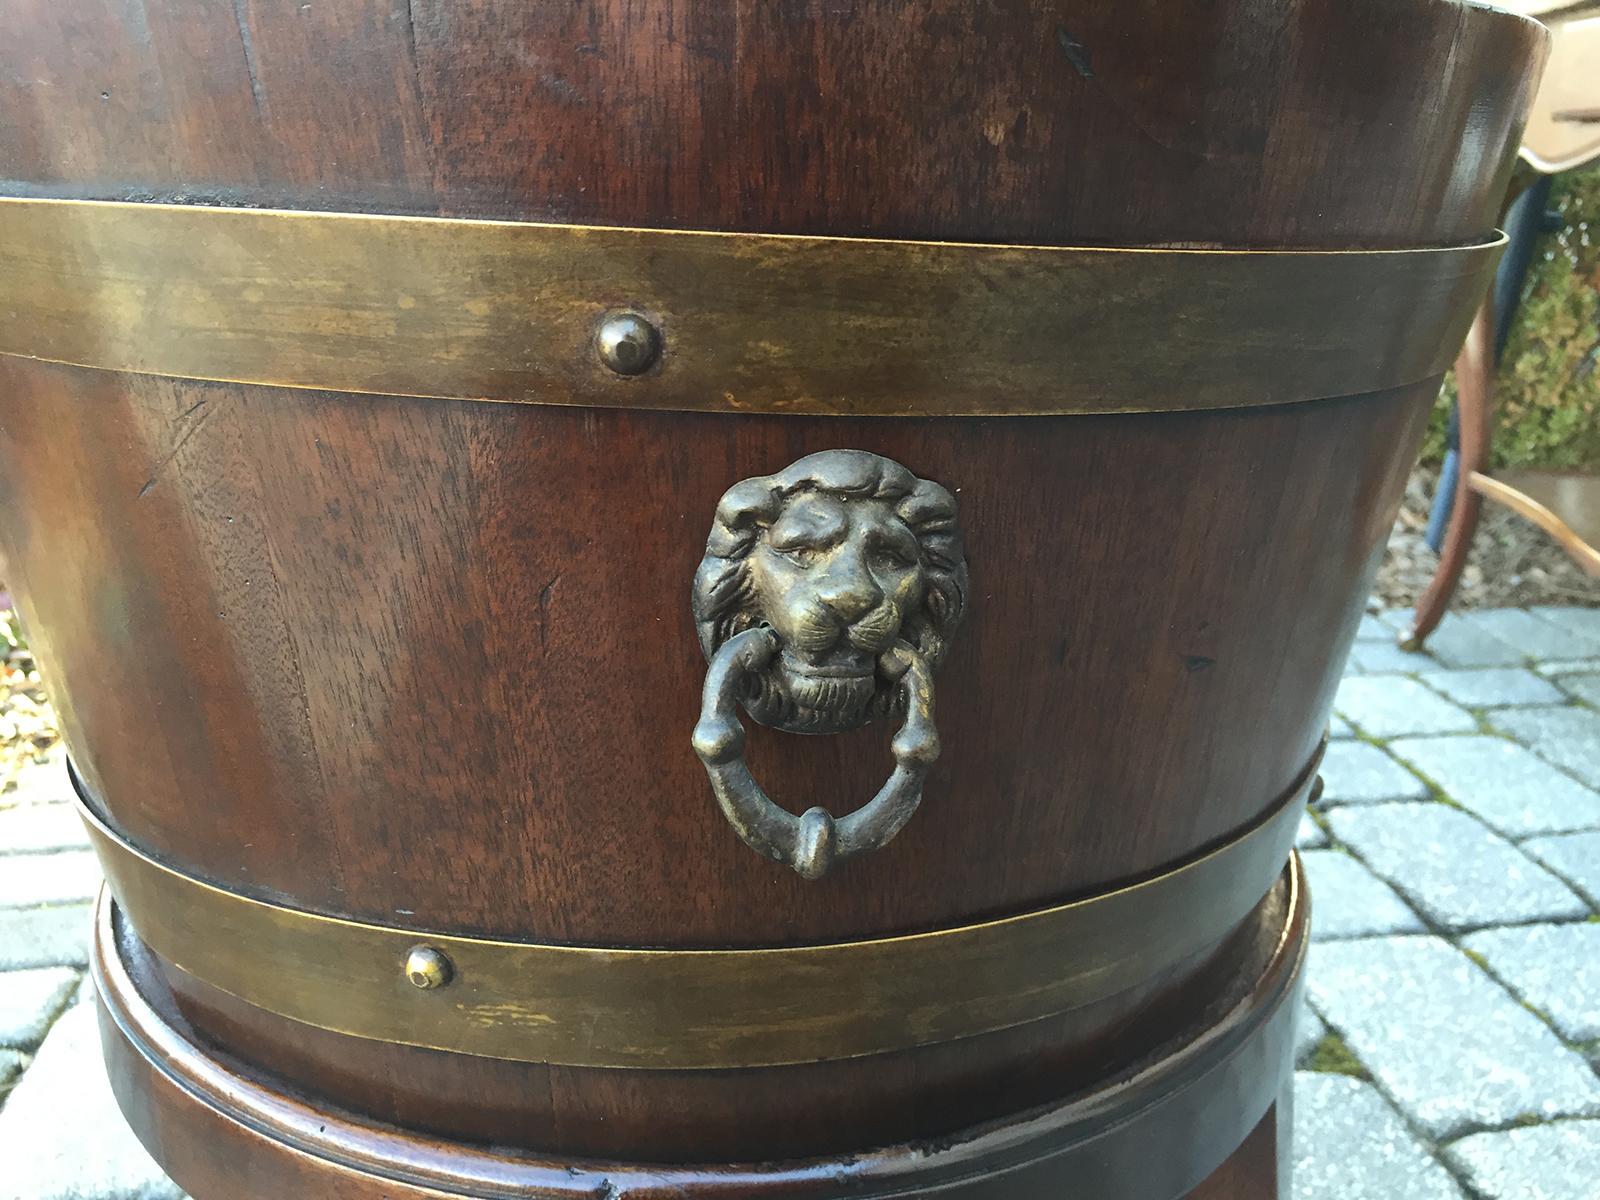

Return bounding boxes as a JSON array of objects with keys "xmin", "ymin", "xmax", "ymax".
[{"xmin": 815, "ymin": 572, "xmax": 881, "ymax": 622}]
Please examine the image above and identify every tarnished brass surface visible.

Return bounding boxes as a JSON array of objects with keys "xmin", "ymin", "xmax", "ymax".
[
  {"xmin": 76, "ymin": 755, "xmax": 1317, "ymax": 1070},
  {"xmin": 690, "ymin": 450, "xmax": 967, "ymax": 876},
  {"xmin": 695, "ymin": 630, "xmax": 937, "ymax": 880},
  {"xmin": 0, "ymin": 197, "xmax": 1501, "ymax": 417},
  {"xmin": 93, "ymin": 867, "xmax": 1307, "ymax": 1197}
]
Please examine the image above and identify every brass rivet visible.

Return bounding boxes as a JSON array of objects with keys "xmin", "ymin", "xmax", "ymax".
[
  {"xmin": 404, "ymin": 945, "xmax": 453, "ymax": 990},
  {"xmin": 595, "ymin": 311, "xmax": 661, "ymax": 376}
]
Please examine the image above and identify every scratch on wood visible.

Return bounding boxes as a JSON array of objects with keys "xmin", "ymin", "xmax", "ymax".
[
  {"xmin": 399, "ymin": 0, "xmax": 425, "ymax": 93},
  {"xmin": 537, "ymin": 574, "xmax": 561, "ymax": 650},
  {"xmin": 1054, "ymin": 23, "xmax": 1213, "ymax": 160},
  {"xmin": 137, "ymin": 399, "xmax": 216, "ymax": 498},
  {"xmin": 1055, "ymin": 26, "xmax": 1094, "ymax": 79},
  {"xmin": 231, "ymin": 0, "xmax": 269, "ymax": 118}
]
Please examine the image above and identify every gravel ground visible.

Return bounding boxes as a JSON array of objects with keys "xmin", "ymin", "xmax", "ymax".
[
  {"xmin": 1376, "ymin": 467, "xmax": 1599, "ymax": 611},
  {"xmin": 0, "ymin": 605, "xmax": 58, "ymax": 798}
]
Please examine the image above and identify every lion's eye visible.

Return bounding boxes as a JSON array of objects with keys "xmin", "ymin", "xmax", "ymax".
[
  {"xmin": 776, "ymin": 545, "xmax": 822, "ymax": 567},
  {"xmin": 873, "ymin": 546, "xmax": 915, "ymax": 569}
]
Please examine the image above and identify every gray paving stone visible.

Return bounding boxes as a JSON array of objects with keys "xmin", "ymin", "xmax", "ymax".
[
  {"xmin": 1411, "ymin": 613, "xmax": 1525, "ymax": 669},
  {"xmin": 0, "ymin": 1048, "xmax": 24, "ymax": 1092},
  {"xmin": 1292, "ymin": 1073, "xmax": 1463, "ymax": 1200},
  {"xmin": 1373, "ymin": 608, "xmax": 1414, "ymax": 632},
  {"xmin": 1463, "ymin": 923, "xmax": 1600, "ymax": 1042},
  {"xmin": 1417, "ymin": 667, "xmax": 1566, "ymax": 709},
  {"xmin": 1295, "ymin": 1006, "xmax": 1327, "ymax": 1067},
  {"xmin": 1530, "ymin": 606, "xmax": 1600, "ymax": 641},
  {"xmin": 1355, "ymin": 613, "xmax": 1393, "ymax": 643},
  {"xmin": 0, "ymin": 803, "xmax": 89, "ymax": 855},
  {"xmin": 1445, "ymin": 1120, "xmax": 1600, "ymax": 1200},
  {"xmin": 0, "ymin": 850, "xmax": 101, "ymax": 909},
  {"xmin": 1317, "ymin": 741, "xmax": 1429, "ymax": 806},
  {"xmin": 0, "ymin": 905, "xmax": 92, "ymax": 970},
  {"xmin": 1301, "ymin": 849, "xmax": 1424, "ymax": 940},
  {"xmin": 1557, "ymin": 672, "xmax": 1600, "ymax": 707},
  {"xmin": 1334, "ymin": 677, "xmax": 1477, "ymax": 738},
  {"xmin": 1329, "ymin": 713, "xmax": 1355, "ymax": 739},
  {"xmin": 1326, "ymin": 804, "xmax": 1587, "ymax": 930},
  {"xmin": 1492, "ymin": 706, "xmax": 1600, "ymax": 790},
  {"xmin": 1462, "ymin": 608, "xmax": 1600, "ymax": 660},
  {"xmin": 1522, "ymin": 830, "xmax": 1600, "ymax": 906},
  {"xmin": 1388, "ymin": 735, "xmax": 1600, "ymax": 839},
  {"xmin": 0, "ymin": 966, "xmax": 77, "ymax": 1048},
  {"xmin": 1297, "ymin": 814, "xmax": 1329, "ymax": 850},
  {"xmin": 0, "ymin": 1003, "xmax": 182, "ymax": 1200},
  {"xmin": 1308, "ymin": 936, "xmax": 1600, "ymax": 1138},
  {"xmin": 1536, "ymin": 657, "xmax": 1600, "ymax": 677},
  {"xmin": 1347, "ymin": 640, "xmax": 1433, "ymax": 675}
]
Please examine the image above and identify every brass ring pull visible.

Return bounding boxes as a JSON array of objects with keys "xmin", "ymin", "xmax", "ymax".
[
  {"xmin": 689, "ymin": 450, "xmax": 968, "ymax": 879},
  {"xmin": 692, "ymin": 628, "xmax": 939, "ymax": 879}
]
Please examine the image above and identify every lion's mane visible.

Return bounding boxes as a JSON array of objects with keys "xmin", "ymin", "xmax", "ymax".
[{"xmin": 692, "ymin": 450, "xmax": 968, "ymax": 729}]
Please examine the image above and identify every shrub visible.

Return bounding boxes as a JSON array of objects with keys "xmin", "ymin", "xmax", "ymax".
[{"xmin": 1421, "ymin": 164, "xmax": 1600, "ymax": 470}]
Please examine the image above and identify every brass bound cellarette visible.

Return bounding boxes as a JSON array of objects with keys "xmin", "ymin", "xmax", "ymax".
[{"xmin": 0, "ymin": 2, "xmax": 1545, "ymax": 1196}]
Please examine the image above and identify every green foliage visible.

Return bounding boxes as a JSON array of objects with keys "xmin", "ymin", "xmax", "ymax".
[
  {"xmin": 1422, "ymin": 165, "xmax": 1600, "ymax": 470},
  {"xmin": 0, "ymin": 609, "xmax": 25, "ymax": 655},
  {"xmin": 1303, "ymin": 1032, "xmax": 1369, "ymax": 1079}
]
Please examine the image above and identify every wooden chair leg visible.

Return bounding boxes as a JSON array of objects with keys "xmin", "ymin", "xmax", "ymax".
[
  {"xmin": 1401, "ymin": 294, "xmax": 1495, "ymax": 650},
  {"xmin": 1184, "ymin": 1092, "xmax": 1289, "ymax": 1199}
]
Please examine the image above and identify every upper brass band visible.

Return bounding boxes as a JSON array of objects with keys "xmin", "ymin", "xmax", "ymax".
[
  {"xmin": 0, "ymin": 197, "xmax": 1499, "ymax": 418},
  {"xmin": 77, "ymin": 752, "xmax": 1318, "ymax": 1071}
]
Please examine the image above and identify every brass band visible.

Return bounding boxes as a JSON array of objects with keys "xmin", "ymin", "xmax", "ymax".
[
  {"xmin": 94, "ymin": 872, "xmax": 1306, "ymax": 1198},
  {"xmin": 77, "ymin": 755, "xmax": 1317, "ymax": 1070},
  {"xmin": 0, "ymin": 197, "xmax": 1498, "ymax": 418}
]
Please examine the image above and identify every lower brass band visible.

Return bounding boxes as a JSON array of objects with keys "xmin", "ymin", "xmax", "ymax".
[{"xmin": 78, "ymin": 751, "xmax": 1318, "ymax": 1070}]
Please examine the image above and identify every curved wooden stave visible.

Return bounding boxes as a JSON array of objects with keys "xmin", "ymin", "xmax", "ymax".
[{"xmin": 0, "ymin": 0, "xmax": 1546, "ymax": 1183}]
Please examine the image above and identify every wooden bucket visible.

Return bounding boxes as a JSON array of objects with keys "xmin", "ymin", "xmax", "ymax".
[{"xmin": 0, "ymin": 2, "xmax": 1543, "ymax": 1196}]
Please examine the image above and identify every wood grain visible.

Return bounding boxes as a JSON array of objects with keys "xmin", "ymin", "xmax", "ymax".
[
  {"xmin": 0, "ymin": 0, "xmax": 1545, "ymax": 1187},
  {"xmin": 1, "ymin": 361, "xmax": 1424, "ymax": 944}
]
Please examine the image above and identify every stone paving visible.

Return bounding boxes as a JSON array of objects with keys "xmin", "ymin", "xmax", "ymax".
[{"xmin": 0, "ymin": 604, "xmax": 1597, "ymax": 1198}]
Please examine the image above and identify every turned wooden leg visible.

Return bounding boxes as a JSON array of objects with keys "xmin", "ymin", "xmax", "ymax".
[
  {"xmin": 1183, "ymin": 1090, "xmax": 1289, "ymax": 1200},
  {"xmin": 1401, "ymin": 293, "xmax": 1495, "ymax": 650}
]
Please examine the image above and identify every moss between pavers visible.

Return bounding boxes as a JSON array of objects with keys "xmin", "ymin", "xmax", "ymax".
[
  {"xmin": 1363, "ymin": 733, "xmax": 1468, "ymax": 812},
  {"xmin": 1462, "ymin": 947, "xmax": 1573, "ymax": 1041},
  {"xmin": 1421, "ymin": 164, "xmax": 1600, "ymax": 471},
  {"xmin": 1303, "ymin": 1032, "xmax": 1371, "ymax": 1080}
]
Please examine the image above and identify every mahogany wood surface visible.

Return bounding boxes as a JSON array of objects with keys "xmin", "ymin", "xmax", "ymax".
[
  {"xmin": 2, "ymin": 364, "xmax": 1423, "ymax": 944},
  {"xmin": 1184, "ymin": 1104, "xmax": 1286, "ymax": 1200},
  {"xmin": 94, "ymin": 881, "xmax": 1304, "ymax": 1195},
  {"xmin": 0, "ymin": 0, "xmax": 1540, "ymax": 246},
  {"xmin": 0, "ymin": 0, "xmax": 1545, "ymax": 1187}
]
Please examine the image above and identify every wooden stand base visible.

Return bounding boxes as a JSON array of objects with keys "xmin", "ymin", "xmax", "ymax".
[{"xmin": 91, "ymin": 866, "xmax": 1305, "ymax": 1200}]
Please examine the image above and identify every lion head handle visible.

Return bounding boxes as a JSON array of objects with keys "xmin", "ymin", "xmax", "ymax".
[
  {"xmin": 689, "ymin": 450, "xmax": 969, "ymax": 877},
  {"xmin": 692, "ymin": 450, "xmax": 968, "ymax": 736}
]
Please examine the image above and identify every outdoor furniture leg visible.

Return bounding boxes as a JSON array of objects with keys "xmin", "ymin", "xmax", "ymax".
[{"xmin": 1401, "ymin": 294, "xmax": 1495, "ymax": 650}]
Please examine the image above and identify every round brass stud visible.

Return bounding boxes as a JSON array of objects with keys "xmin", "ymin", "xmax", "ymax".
[
  {"xmin": 595, "ymin": 311, "xmax": 661, "ymax": 376},
  {"xmin": 404, "ymin": 945, "xmax": 454, "ymax": 990}
]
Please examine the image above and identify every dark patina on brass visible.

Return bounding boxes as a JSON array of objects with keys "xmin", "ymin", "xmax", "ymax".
[
  {"xmin": 692, "ymin": 451, "xmax": 967, "ymax": 877},
  {"xmin": 74, "ymin": 758, "xmax": 1317, "ymax": 1070},
  {"xmin": 92, "ymin": 862, "xmax": 1306, "ymax": 1198},
  {"xmin": 0, "ymin": 198, "xmax": 1505, "ymax": 418}
]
